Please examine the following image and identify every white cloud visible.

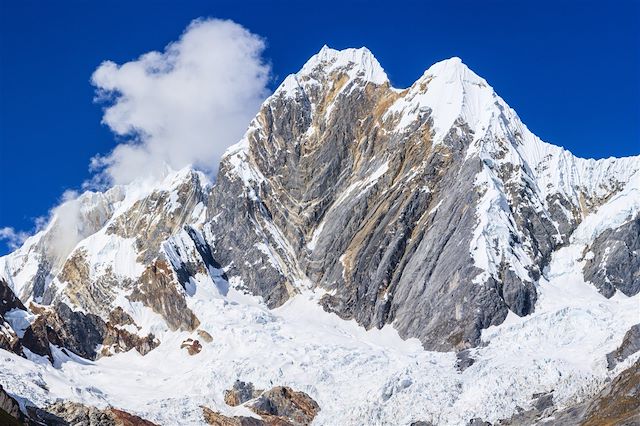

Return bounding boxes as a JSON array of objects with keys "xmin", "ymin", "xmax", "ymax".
[
  {"xmin": 42, "ymin": 190, "xmax": 86, "ymax": 262},
  {"xmin": 0, "ymin": 227, "xmax": 30, "ymax": 251},
  {"xmin": 1, "ymin": 190, "xmax": 83, "ymax": 257},
  {"xmin": 2, "ymin": 18, "xmax": 270, "ymax": 255},
  {"xmin": 90, "ymin": 18, "xmax": 271, "ymax": 184}
]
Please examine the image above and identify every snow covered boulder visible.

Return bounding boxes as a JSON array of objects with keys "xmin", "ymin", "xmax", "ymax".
[
  {"xmin": 197, "ymin": 329, "xmax": 214, "ymax": 343},
  {"xmin": 43, "ymin": 401, "xmax": 159, "ymax": 426},
  {"xmin": 201, "ymin": 406, "xmax": 263, "ymax": 426},
  {"xmin": 248, "ymin": 386, "xmax": 320, "ymax": 426},
  {"xmin": 180, "ymin": 338, "xmax": 202, "ymax": 355},
  {"xmin": 224, "ymin": 380, "xmax": 263, "ymax": 407}
]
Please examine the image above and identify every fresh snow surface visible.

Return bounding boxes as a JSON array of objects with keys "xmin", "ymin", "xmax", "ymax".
[
  {"xmin": 385, "ymin": 57, "xmax": 496, "ymax": 144},
  {"xmin": 470, "ymin": 163, "xmax": 534, "ymax": 285},
  {"xmin": 1, "ymin": 236, "xmax": 638, "ymax": 425}
]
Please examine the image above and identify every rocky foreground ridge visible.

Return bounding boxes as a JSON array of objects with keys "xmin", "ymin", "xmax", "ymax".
[{"xmin": 0, "ymin": 47, "xmax": 639, "ymax": 425}]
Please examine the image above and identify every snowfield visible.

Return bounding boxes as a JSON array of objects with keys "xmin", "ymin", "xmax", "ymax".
[{"xmin": 1, "ymin": 229, "xmax": 638, "ymax": 425}]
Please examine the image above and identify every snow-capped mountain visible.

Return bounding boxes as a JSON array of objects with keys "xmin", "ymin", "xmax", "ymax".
[{"xmin": 1, "ymin": 46, "xmax": 638, "ymax": 425}]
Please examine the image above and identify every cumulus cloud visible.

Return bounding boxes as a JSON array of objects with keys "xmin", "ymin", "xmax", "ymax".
[
  {"xmin": 2, "ymin": 18, "xmax": 270, "ymax": 255},
  {"xmin": 0, "ymin": 227, "xmax": 30, "ymax": 251},
  {"xmin": 90, "ymin": 18, "xmax": 271, "ymax": 184}
]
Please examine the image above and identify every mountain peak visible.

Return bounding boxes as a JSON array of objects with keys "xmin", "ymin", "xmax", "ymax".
[
  {"xmin": 3, "ymin": 40, "xmax": 640, "ymax": 426},
  {"xmin": 421, "ymin": 56, "xmax": 487, "ymax": 87},
  {"xmin": 270, "ymin": 45, "xmax": 388, "ymax": 101},
  {"xmin": 298, "ymin": 45, "xmax": 388, "ymax": 84},
  {"xmin": 430, "ymin": 56, "xmax": 464, "ymax": 68},
  {"xmin": 385, "ymin": 55, "xmax": 498, "ymax": 145}
]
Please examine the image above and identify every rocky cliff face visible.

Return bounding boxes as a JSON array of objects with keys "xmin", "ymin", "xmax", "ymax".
[
  {"xmin": 0, "ymin": 169, "xmax": 212, "ymax": 361},
  {"xmin": 583, "ymin": 216, "xmax": 640, "ymax": 297},
  {"xmin": 1, "ymin": 48, "xmax": 639, "ymax": 356},
  {"xmin": 0, "ymin": 46, "xmax": 639, "ymax": 425},
  {"xmin": 204, "ymin": 47, "xmax": 640, "ymax": 349}
]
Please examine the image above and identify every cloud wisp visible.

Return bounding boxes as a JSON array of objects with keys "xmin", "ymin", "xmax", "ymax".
[
  {"xmin": 0, "ymin": 227, "xmax": 30, "ymax": 251},
  {"xmin": 90, "ymin": 18, "xmax": 271, "ymax": 185}
]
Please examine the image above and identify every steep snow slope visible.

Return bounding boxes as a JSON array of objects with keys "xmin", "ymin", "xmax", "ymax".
[
  {"xmin": 1, "ymin": 168, "xmax": 210, "ymax": 309},
  {"xmin": 0, "ymin": 187, "xmax": 124, "ymax": 302}
]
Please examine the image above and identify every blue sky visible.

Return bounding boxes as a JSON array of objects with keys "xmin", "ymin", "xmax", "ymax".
[{"xmin": 0, "ymin": 0, "xmax": 639, "ymax": 254}]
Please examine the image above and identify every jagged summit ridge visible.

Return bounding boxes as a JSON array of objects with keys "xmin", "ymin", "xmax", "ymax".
[
  {"xmin": 302, "ymin": 45, "xmax": 388, "ymax": 84},
  {"xmin": 210, "ymin": 46, "xmax": 640, "ymax": 349},
  {"xmin": 4, "ymin": 46, "xmax": 639, "ymax": 347},
  {"xmin": 234, "ymin": 47, "xmax": 639, "ymax": 202},
  {"xmin": 275, "ymin": 45, "xmax": 388, "ymax": 99}
]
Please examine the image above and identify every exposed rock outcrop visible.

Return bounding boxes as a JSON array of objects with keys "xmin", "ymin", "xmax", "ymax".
[
  {"xmin": 43, "ymin": 401, "xmax": 158, "ymax": 426},
  {"xmin": 106, "ymin": 169, "xmax": 209, "ymax": 265},
  {"xmin": 197, "ymin": 329, "xmax": 213, "ymax": 343},
  {"xmin": 1, "ymin": 390, "xmax": 157, "ymax": 426},
  {"xmin": 0, "ymin": 279, "xmax": 26, "ymax": 315},
  {"xmin": 1, "ymin": 295, "xmax": 159, "ymax": 363},
  {"xmin": 579, "ymin": 360, "xmax": 640, "ymax": 426},
  {"xmin": 202, "ymin": 406, "xmax": 264, "ymax": 426},
  {"xmin": 215, "ymin": 383, "xmax": 319, "ymax": 426},
  {"xmin": 455, "ymin": 349, "xmax": 476, "ymax": 372},
  {"xmin": 0, "ymin": 320, "xmax": 22, "ymax": 360},
  {"xmin": 129, "ymin": 260, "xmax": 200, "ymax": 332},
  {"xmin": 108, "ymin": 408, "xmax": 159, "ymax": 426},
  {"xmin": 54, "ymin": 248, "xmax": 117, "ymax": 318},
  {"xmin": 495, "ymin": 361, "xmax": 640, "ymax": 425},
  {"xmin": 224, "ymin": 381, "xmax": 263, "ymax": 407},
  {"xmin": 247, "ymin": 386, "xmax": 320, "ymax": 426},
  {"xmin": 607, "ymin": 324, "xmax": 640, "ymax": 370},
  {"xmin": 45, "ymin": 401, "xmax": 116, "ymax": 425},
  {"xmin": 180, "ymin": 338, "xmax": 202, "ymax": 355},
  {"xmin": 32, "ymin": 301, "xmax": 109, "ymax": 360},
  {"xmin": 0, "ymin": 279, "xmax": 26, "ymax": 357},
  {"xmin": 0, "ymin": 384, "xmax": 27, "ymax": 426},
  {"xmin": 492, "ymin": 391, "xmax": 555, "ymax": 425},
  {"xmin": 468, "ymin": 419, "xmax": 491, "ymax": 426},
  {"xmin": 583, "ymin": 215, "xmax": 640, "ymax": 298},
  {"xmin": 100, "ymin": 324, "xmax": 159, "ymax": 357}
]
